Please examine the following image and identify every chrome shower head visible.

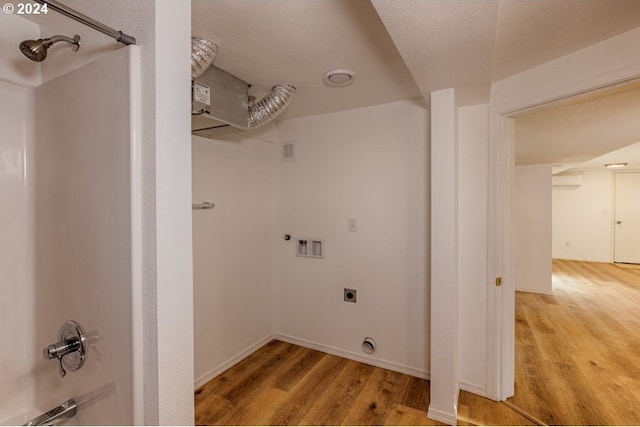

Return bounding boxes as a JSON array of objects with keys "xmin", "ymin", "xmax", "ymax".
[{"xmin": 19, "ymin": 34, "xmax": 81, "ymax": 62}]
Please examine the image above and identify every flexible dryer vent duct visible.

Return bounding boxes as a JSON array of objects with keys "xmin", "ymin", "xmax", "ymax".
[{"xmin": 248, "ymin": 85, "xmax": 296, "ymax": 130}]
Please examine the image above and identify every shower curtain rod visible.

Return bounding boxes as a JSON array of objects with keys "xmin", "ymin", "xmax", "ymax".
[{"xmin": 34, "ymin": 0, "xmax": 136, "ymax": 45}]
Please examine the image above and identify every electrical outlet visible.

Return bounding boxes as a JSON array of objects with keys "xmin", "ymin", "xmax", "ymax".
[{"xmin": 344, "ymin": 288, "xmax": 357, "ymax": 303}]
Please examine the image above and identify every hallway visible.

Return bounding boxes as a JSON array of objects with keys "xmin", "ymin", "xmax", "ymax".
[{"xmin": 509, "ymin": 259, "xmax": 640, "ymax": 425}]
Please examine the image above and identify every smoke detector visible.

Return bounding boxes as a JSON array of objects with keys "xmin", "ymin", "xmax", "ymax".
[{"xmin": 324, "ymin": 69, "xmax": 355, "ymax": 86}]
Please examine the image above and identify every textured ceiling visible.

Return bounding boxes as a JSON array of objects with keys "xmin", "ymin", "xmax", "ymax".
[
  {"xmin": 192, "ymin": 0, "xmax": 640, "ymax": 118},
  {"xmin": 191, "ymin": 0, "xmax": 421, "ymax": 120},
  {"xmin": 371, "ymin": 0, "xmax": 500, "ymax": 105},
  {"xmin": 192, "ymin": 0, "xmax": 640, "ymax": 164},
  {"xmin": 492, "ymin": 0, "xmax": 640, "ymax": 81},
  {"xmin": 515, "ymin": 81, "xmax": 640, "ymax": 169}
]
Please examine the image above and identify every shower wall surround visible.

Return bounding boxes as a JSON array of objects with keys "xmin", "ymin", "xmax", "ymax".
[
  {"xmin": 0, "ymin": 78, "xmax": 37, "ymax": 426},
  {"xmin": 0, "ymin": 47, "xmax": 140, "ymax": 425}
]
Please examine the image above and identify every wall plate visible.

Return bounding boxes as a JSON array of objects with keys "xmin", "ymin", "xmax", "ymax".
[{"xmin": 344, "ymin": 288, "xmax": 357, "ymax": 303}]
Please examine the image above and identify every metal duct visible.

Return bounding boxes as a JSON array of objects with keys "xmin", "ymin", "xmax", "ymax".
[
  {"xmin": 248, "ymin": 85, "xmax": 296, "ymax": 130},
  {"xmin": 191, "ymin": 37, "xmax": 218, "ymax": 79},
  {"xmin": 191, "ymin": 67, "xmax": 296, "ymax": 138}
]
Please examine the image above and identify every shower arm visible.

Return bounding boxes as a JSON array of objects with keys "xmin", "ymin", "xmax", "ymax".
[{"xmin": 34, "ymin": 0, "xmax": 136, "ymax": 45}]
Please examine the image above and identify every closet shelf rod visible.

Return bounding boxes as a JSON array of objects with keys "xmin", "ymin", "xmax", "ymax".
[{"xmin": 192, "ymin": 202, "xmax": 215, "ymax": 210}]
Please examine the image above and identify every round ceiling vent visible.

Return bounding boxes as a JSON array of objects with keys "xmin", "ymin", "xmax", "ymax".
[{"xmin": 324, "ymin": 69, "xmax": 355, "ymax": 86}]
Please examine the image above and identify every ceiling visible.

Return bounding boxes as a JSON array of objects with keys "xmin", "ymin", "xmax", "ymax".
[
  {"xmin": 18, "ymin": 1, "xmax": 640, "ymax": 171},
  {"xmin": 515, "ymin": 80, "xmax": 640, "ymax": 171},
  {"xmin": 192, "ymin": 0, "xmax": 640, "ymax": 120}
]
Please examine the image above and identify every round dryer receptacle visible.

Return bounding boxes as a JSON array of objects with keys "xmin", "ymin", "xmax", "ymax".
[{"xmin": 362, "ymin": 337, "xmax": 376, "ymax": 354}]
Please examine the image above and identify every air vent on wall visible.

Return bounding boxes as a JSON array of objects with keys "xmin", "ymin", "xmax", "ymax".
[
  {"xmin": 282, "ymin": 142, "xmax": 294, "ymax": 161},
  {"xmin": 552, "ymin": 174, "xmax": 582, "ymax": 187}
]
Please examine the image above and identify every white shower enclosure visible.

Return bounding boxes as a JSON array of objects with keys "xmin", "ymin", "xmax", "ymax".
[{"xmin": 0, "ymin": 47, "xmax": 141, "ymax": 425}]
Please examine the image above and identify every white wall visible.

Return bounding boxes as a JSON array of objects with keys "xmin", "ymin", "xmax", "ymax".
[
  {"xmin": 429, "ymin": 88, "xmax": 459, "ymax": 425},
  {"xmin": 0, "ymin": 80, "xmax": 36, "ymax": 425},
  {"xmin": 552, "ymin": 169, "xmax": 613, "ymax": 262},
  {"xmin": 192, "ymin": 135, "xmax": 275, "ymax": 387},
  {"xmin": 515, "ymin": 165, "xmax": 552, "ymax": 294},
  {"xmin": 458, "ymin": 105, "xmax": 488, "ymax": 393},
  {"xmin": 272, "ymin": 99, "xmax": 430, "ymax": 376}
]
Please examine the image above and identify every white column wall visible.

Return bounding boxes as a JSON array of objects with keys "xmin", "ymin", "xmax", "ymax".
[
  {"xmin": 458, "ymin": 105, "xmax": 489, "ymax": 394},
  {"xmin": 155, "ymin": 1, "xmax": 194, "ymax": 424},
  {"xmin": 515, "ymin": 165, "xmax": 553, "ymax": 294},
  {"xmin": 428, "ymin": 88, "xmax": 459, "ymax": 425}
]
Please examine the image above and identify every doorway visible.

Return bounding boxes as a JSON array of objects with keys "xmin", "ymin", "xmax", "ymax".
[
  {"xmin": 487, "ymin": 58, "xmax": 640, "ymax": 403},
  {"xmin": 506, "ymin": 80, "xmax": 640, "ymax": 423},
  {"xmin": 614, "ymin": 172, "xmax": 640, "ymax": 264}
]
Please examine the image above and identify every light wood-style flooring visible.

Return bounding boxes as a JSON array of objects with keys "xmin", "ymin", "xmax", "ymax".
[
  {"xmin": 195, "ymin": 259, "xmax": 640, "ymax": 425},
  {"xmin": 194, "ymin": 340, "xmax": 532, "ymax": 426},
  {"xmin": 509, "ymin": 259, "xmax": 640, "ymax": 425}
]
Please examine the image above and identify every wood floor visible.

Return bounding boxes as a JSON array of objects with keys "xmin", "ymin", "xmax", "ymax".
[
  {"xmin": 194, "ymin": 340, "xmax": 532, "ymax": 426},
  {"xmin": 509, "ymin": 259, "xmax": 640, "ymax": 425},
  {"xmin": 195, "ymin": 259, "xmax": 640, "ymax": 425}
]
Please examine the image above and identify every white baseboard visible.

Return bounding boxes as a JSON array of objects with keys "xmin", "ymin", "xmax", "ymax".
[
  {"xmin": 427, "ymin": 405, "xmax": 458, "ymax": 425},
  {"xmin": 194, "ymin": 333, "xmax": 275, "ymax": 389},
  {"xmin": 515, "ymin": 286, "xmax": 553, "ymax": 295},
  {"xmin": 273, "ymin": 333, "xmax": 430, "ymax": 379},
  {"xmin": 459, "ymin": 380, "xmax": 486, "ymax": 396},
  {"xmin": 193, "ymin": 332, "xmax": 488, "ymax": 404}
]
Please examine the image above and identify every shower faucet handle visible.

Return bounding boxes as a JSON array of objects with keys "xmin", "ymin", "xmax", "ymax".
[
  {"xmin": 43, "ymin": 339, "xmax": 81, "ymax": 359},
  {"xmin": 43, "ymin": 338, "xmax": 81, "ymax": 377},
  {"xmin": 43, "ymin": 320, "xmax": 87, "ymax": 378}
]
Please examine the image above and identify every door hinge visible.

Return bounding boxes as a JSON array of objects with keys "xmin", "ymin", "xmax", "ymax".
[{"xmin": 495, "ymin": 277, "xmax": 502, "ymax": 287}]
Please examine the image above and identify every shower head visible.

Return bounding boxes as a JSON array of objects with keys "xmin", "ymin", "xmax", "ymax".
[{"xmin": 19, "ymin": 34, "xmax": 81, "ymax": 62}]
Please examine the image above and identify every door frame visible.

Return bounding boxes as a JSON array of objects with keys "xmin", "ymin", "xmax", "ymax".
[
  {"xmin": 613, "ymin": 170, "xmax": 640, "ymax": 264},
  {"xmin": 486, "ymin": 66, "xmax": 640, "ymax": 401}
]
